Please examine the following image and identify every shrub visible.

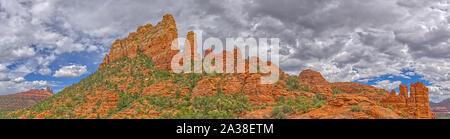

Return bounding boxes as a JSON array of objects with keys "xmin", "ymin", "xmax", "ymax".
[
  {"xmin": 271, "ymin": 95, "xmax": 326, "ymax": 118},
  {"xmin": 271, "ymin": 107, "xmax": 287, "ymax": 119},
  {"xmin": 351, "ymin": 105, "xmax": 362, "ymax": 112},
  {"xmin": 116, "ymin": 91, "xmax": 139, "ymax": 111},
  {"xmin": 285, "ymin": 77, "xmax": 311, "ymax": 92},
  {"xmin": 175, "ymin": 89, "xmax": 181, "ymax": 99},
  {"xmin": 172, "ymin": 93, "xmax": 251, "ymax": 119},
  {"xmin": 154, "ymin": 70, "xmax": 171, "ymax": 82},
  {"xmin": 378, "ymin": 90, "xmax": 387, "ymax": 96},
  {"xmin": 285, "ymin": 77, "xmax": 300, "ymax": 91},
  {"xmin": 217, "ymin": 87, "xmax": 223, "ymax": 96},
  {"xmin": 357, "ymin": 88, "xmax": 367, "ymax": 94},
  {"xmin": 295, "ymin": 96, "xmax": 313, "ymax": 113},
  {"xmin": 281, "ymin": 104, "xmax": 295, "ymax": 114},
  {"xmin": 331, "ymin": 87, "xmax": 341, "ymax": 95},
  {"xmin": 387, "ymin": 105, "xmax": 394, "ymax": 110}
]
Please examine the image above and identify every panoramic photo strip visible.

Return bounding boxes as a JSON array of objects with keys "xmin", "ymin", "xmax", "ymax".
[{"xmin": 0, "ymin": 0, "xmax": 448, "ymax": 137}]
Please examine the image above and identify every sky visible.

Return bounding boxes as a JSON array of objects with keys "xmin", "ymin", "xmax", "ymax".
[{"xmin": 0, "ymin": 0, "xmax": 449, "ymax": 102}]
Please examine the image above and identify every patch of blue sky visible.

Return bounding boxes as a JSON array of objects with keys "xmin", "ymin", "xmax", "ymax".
[
  {"xmin": 24, "ymin": 50, "xmax": 102, "ymax": 93},
  {"xmin": 354, "ymin": 69, "xmax": 432, "ymax": 93}
]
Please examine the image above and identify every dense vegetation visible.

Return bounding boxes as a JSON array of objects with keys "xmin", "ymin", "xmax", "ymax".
[
  {"xmin": 155, "ymin": 92, "xmax": 253, "ymax": 119},
  {"xmin": 2, "ymin": 51, "xmax": 410, "ymax": 119},
  {"xmin": 285, "ymin": 76, "xmax": 310, "ymax": 92},
  {"xmin": 3, "ymin": 53, "xmax": 256, "ymax": 119},
  {"xmin": 271, "ymin": 94, "xmax": 326, "ymax": 119}
]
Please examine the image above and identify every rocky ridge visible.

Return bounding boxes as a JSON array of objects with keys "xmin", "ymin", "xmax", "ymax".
[
  {"xmin": 5, "ymin": 14, "xmax": 435, "ymax": 119},
  {"xmin": 97, "ymin": 14, "xmax": 435, "ymax": 119},
  {"xmin": 380, "ymin": 82, "xmax": 434, "ymax": 119},
  {"xmin": 99, "ymin": 14, "xmax": 179, "ymax": 71}
]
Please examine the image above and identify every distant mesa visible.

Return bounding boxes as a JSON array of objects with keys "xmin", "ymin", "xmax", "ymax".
[
  {"xmin": 0, "ymin": 86, "xmax": 53, "ymax": 111},
  {"xmin": 431, "ymin": 98, "xmax": 450, "ymax": 117}
]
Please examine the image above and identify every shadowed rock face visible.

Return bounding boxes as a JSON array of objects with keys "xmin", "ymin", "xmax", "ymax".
[{"xmin": 0, "ymin": 87, "xmax": 53, "ymax": 111}]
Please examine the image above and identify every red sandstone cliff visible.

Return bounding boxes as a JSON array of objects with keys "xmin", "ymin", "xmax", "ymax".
[
  {"xmin": 380, "ymin": 82, "xmax": 434, "ymax": 119},
  {"xmin": 297, "ymin": 70, "xmax": 332, "ymax": 98},
  {"xmin": 293, "ymin": 70, "xmax": 434, "ymax": 119},
  {"xmin": 66, "ymin": 14, "xmax": 435, "ymax": 119},
  {"xmin": 99, "ymin": 14, "xmax": 179, "ymax": 71}
]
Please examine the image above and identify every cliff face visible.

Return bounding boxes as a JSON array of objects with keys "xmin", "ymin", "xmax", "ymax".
[
  {"xmin": 297, "ymin": 70, "xmax": 332, "ymax": 98},
  {"xmin": 6, "ymin": 14, "xmax": 435, "ymax": 119},
  {"xmin": 293, "ymin": 70, "xmax": 435, "ymax": 119},
  {"xmin": 96, "ymin": 14, "xmax": 434, "ymax": 119},
  {"xmin": 381, "ymin": 82, "xmax": 434, "ymax": 119},
  {"xmin": 99, "ymin": 14, "xmax": 179, "ymax": 71},
  {"xmin": 0, "ymin": 87, "xmax": 53, "ymax": 111}
]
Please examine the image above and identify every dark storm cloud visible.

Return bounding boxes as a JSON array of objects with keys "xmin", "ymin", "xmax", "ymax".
[{"xmin": 396, "ymin": 26, "xmax": 450, "ymax": 59}]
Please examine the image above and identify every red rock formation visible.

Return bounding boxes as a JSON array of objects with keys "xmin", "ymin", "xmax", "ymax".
[
  {"xmin": 179, "ymin": 31, "xmax": 202, "ymax": 73},
  {"xmin": 99, "ymin": 14, "xmax": 180, "ymax": 71},
  {"xmin": 295, "ymin": 94, "xmax": 402, "ymax": 119},
  {"xmin": 295, "ymin": 70, "xmax": 435, "ymax": 119},
  {"xmin": 0, "ymin": 86, "xmax": 53, "ymax": 111},
  {"xmin": 381, "ymin": 82, "xmax": 435, "ymax": 119},
  {"xmin": 297, "ymin": 69, "xmax": 332, "ymax": 98},
  {"xmin": 8, "ymin": 86, "xmax": 54, "ymax": 98}
]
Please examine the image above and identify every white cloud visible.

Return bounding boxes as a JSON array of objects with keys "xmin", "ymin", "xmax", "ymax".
[
  {"xmin": 357, "ymin": 78, "xmax": 370, "ymax": 83},
  {"xmin": 87, "ymin": 45, "xmax": 99, "ymax": 52},
  {"xmin": 374, "ymin": 80, "xmax": 402, "ymax": 90},
  {"xmin": 12, "ymin": 47, "xmax": 36, "ymax": 59},
  {"xmin": 405, "ymin": 72, "xmax": 415, "ymax": 76},
  {"xmin": 38, "ymin": 67, "xmax": 52, "ymax": 75},
  {"xmin": 0, "ymin": 0, "xmax": 104, "ymax": 94},
  {"xmin": 53, "ymin": 65, "xmax": 88, "ymax": 78},
  {"xmin": 12, "ymin": 77, "xmax": 25, "ymax": 83}
]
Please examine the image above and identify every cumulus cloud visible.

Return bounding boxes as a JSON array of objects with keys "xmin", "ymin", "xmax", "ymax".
[
  {"xmin": 374, "ymin": 80, "xmax": 403, "ymax": 90},
  {"xmin": 405, "ymin": 72, "xmax": 415, "ymax": 76},
  {"xmin": 53, "ymin": 65, "xmax": 88, "ymax": 78},
  {"xmin": 38, "ymin": 67, "xmax": 52, "ymax": 75},
  {"xmin": 12, "ymin": 77, "xmax": 25, "ymax": 83}
]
